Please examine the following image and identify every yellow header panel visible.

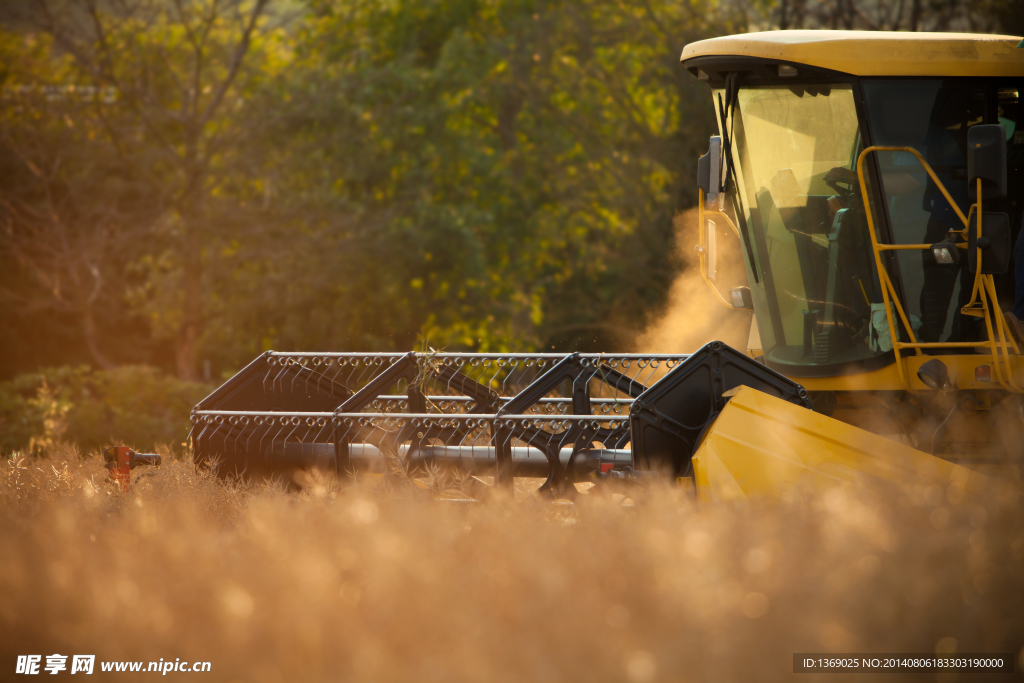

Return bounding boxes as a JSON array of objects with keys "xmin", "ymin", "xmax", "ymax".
[
  {"xmin": 691, "ymin": 386, "xmax": 989, "ymax": 500},
  {"xmin": 682, "ymin": 30, "xmax": 1024, "ymax": 78}
]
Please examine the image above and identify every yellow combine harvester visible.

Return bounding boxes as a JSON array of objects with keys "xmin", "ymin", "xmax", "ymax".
[
  {"xmin": 191, "ymin": 31, "xmax": 1018, "ymax": 499},
  {"xmin": 685, "ymin": 31, "xmax": 1023, "ymax": 469}
]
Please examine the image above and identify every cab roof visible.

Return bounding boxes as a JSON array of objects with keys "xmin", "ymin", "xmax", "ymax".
[{"xmin": 681, "ymin": 30, "xmax": 1024, "ymax": 79}]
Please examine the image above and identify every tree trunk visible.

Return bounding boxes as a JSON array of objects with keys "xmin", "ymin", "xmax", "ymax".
[
  {"xmin": 176, "ymin": 163, "xmax": 204, "ymax": 381},
  {"xmin": 82, "ymin": 305, "xmax": 116, "ymax": 370},
  {"xmin": 176, "ymin": 218, "xmax": 202, "ymax": 380}
]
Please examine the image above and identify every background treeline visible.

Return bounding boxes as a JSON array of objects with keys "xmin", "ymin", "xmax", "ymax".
[
  {"xmin": 0, "ymin": 0, "xmax": 740, "ymax": 384},
  {"xmin": 0, "ymin": 0, "xmax": 1021, "ymax": 451}
]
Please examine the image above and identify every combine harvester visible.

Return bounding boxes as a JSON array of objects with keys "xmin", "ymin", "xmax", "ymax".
[{"xmin": 191, "ymin": 31, "xmax": 1023, "ymax": 498}]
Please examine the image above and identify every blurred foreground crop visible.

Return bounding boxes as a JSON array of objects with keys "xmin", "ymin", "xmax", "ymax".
[{"xmin": 1, "ymin": 448, "xmax": 1023, "ymax": 681}]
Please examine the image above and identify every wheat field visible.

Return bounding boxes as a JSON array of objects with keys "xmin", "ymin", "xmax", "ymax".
[{"xmin": 1, "ymin": 447, "xmax": 1022, "ymax": 682}]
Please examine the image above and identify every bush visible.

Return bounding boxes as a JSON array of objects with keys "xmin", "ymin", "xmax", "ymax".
[{"xmin": 0, "ymin": 366, "xmax": 213, "ymax": 455}]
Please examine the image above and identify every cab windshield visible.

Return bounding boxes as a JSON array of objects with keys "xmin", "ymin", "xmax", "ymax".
[{"xmin": 725, "ymin": 84, "xmax": 887, "ymax": 374}]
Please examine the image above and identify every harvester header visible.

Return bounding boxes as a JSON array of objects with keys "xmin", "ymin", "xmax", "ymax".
[{"xmin": 190, "ymin": 343, "xmax": 813, "ymax": 494}]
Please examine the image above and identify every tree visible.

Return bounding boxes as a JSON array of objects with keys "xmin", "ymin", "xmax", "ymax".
[
  {"xmin": 0, "ymin": 30, "xmax": 153, "ymax": 371},
  {"xmin": 21, "ymin": 0, "xmax": 274, "ymax": 380},
  {"xmin": 990, "ymin": 0, "xmax": 1024, "ymax": 34},
  {"xmin": 755, "ymin": 0, "xmax": 1005, "ymax": 32},
  {"xmin": 211, "ymin": 0, "xmax": 742, "ymax": 361},
  {"xmin": 5, "ymin": 0, "xmax": 1018, "ymax": 383}
]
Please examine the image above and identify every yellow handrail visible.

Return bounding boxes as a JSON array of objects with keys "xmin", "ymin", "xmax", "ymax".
[{"xmin": 855, "ymin": 146, "xmax": 1021, "ymax": 392}]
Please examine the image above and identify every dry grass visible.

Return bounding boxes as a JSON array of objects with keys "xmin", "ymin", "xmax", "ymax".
[{"xmin": 1, "ymin": 448, "xmax": 1023, "ymax": 682}]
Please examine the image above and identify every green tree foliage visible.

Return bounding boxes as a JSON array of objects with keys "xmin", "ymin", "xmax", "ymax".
[
  {"xmin": 203, "ymin": 0, "xmax": 740, "ymax": 365},
  {"xmin": 759, "ymin": 0, "xmax": 1016, "ymax": 31},
  {"xmin": 0, "ymin": 0, "xmax": 275, "ymax": 380},
  {"xmin": 1, "ymin": 0, "xmax": 740, "ymax": 379},
  {"xmin": 0, "ymin": 365, "xmax": 211, "ymax": 453},
  {"xmin": 0, "ymin": 30, "xmax": 155, "ymax": 374},
  {"xmin": 991, "ymin": 0, "xmax": 1024, "ymax": 34},
  {"xmin": 1, "ymin": 0, "xmax": 1019, "ymax": 385}
]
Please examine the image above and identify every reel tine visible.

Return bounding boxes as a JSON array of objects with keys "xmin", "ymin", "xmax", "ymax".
[{"xmin": 194, "ymin": 349, "xmax": 692, "ymax": 485}]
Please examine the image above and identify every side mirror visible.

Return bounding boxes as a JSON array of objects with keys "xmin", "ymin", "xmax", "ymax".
[
  {"xmin": 968, "ymin": 124, "xmax": 1006, "ymax": 200},
  {"xmin": 697, "ymin": 135, "xmax": 722, "ymax": 204}
]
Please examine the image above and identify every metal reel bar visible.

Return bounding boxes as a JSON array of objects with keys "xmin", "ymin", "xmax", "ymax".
[
  {"xmin": 260, "ymin": 352, "xmax": 689, "ymax": 403},
  {"xmin": 191, "ymin": 409, "xmax": 631, "ymax": 492}
]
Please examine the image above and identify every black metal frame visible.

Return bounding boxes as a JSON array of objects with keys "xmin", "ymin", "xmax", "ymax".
[{"xmin": 189, "ymin": 342, "xmax": 811, "ymax": 495}]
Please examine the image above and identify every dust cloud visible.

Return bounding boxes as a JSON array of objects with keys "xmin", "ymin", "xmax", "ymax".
[{"xmin": 636, "ymin": 208, "xmax": 752, "ymax": 354}]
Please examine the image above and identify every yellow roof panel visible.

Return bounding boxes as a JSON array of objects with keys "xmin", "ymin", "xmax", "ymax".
[{"xmin": 681, "ymin": 30, "xmax": 1024, "ymax": 78}]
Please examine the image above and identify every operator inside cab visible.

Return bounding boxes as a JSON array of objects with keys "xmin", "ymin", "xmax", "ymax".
[
  {"xmin": 684, "ymin": 32, "xmax": 1024, "ymax": 377},
  {"xmin": 863, "ymin": 79, "xmax": 1024, "ymax": 348}
]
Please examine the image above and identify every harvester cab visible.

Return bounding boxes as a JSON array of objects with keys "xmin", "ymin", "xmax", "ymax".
[
  {"xmin": 189, "ymin": 32, "xmax": 1010, "ymax": 501},
  {"xmin": 684, "ymin": 31, "xmax": 1024, "ymax": 462}
]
